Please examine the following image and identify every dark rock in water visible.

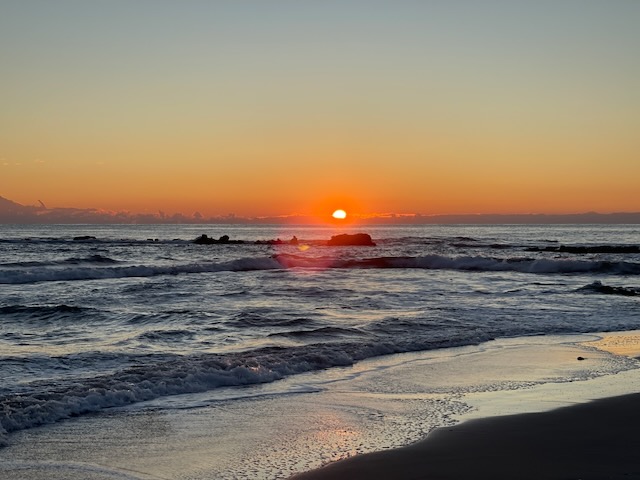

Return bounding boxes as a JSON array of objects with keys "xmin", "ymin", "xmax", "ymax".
[
  {"xmin": 254, "ymin": 236, "xmax": 299, "ymax": 245},
  {"xmin": 327, "ymin": 233, "xmax": 376, "ymax": 246},
  {"xmin": 73, "ymin": 235, "xmax": 97, "ymax": 241},
  {"xmin": 193, "ymin": 234, "xmax": 244, "ymax": 245},
  {"xmin": 193, "ymin": 234, "xmax": 215, "ymax": 244}
]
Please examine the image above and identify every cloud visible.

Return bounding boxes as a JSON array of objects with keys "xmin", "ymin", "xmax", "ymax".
[{"xmin": 1, "ymin": 195, "xmax": 639, "ymax": 225}]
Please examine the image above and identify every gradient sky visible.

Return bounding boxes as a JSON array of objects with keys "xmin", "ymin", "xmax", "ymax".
[{"xmin": 1, "ymin": 0, "xmax": 639, "ymax": 218}]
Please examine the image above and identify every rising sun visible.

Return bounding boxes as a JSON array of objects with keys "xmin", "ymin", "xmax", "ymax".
[{"xmin": 332, "ymin": 209, "xmax": 347, "ymax": 219}]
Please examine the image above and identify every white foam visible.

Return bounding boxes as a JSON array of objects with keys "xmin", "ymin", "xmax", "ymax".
[
  {"xmin": 2, "ymin": 252, "xmax": 638, "ymax": 284},
  {"xmin": 276, "ymin": 253, "xmax": 640, "ymax": 275},
  {"xmin": 0, "ymin": 257, "xmax": 282, "ymax": 284},
  {"xmin": 3, "ymin": 334, "xmax": 638, "ymax": 479},
  {"xmin": 0, "ymin": 343, "xmax": 382, "ymax": 442}
]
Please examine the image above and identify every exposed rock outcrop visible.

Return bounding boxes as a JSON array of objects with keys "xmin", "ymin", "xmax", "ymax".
[
  {"xmin": 326, "ymin": 233, "xmax": 376, "ymax": 246},
  {"xmin": 193, "ymin": 234, "xmax": 244, "ymax": 245}
]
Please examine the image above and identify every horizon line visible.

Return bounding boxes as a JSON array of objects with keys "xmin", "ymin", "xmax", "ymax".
[{"xmin": 2, "ymin": 195, "xmax": 640, "ymax": 224}]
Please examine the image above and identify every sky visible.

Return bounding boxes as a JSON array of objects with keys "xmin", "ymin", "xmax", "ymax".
[{"xmin": 1, "ymin": 0, "xmax": 639, "ymax": 220}]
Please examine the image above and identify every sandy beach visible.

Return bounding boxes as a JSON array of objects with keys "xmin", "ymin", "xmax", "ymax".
[
  {"xmin": 294, "ymin": 331, "xmax": 640, "ymax": 480},
  {"xmin": 293, "ymin": 392, "xmax": 640, "ymax": 480}
]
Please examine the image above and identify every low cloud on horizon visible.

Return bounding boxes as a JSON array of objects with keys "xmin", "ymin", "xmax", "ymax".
[{"xmin": 1, "ymin": 195, "xmax": 640, "ymax": 225}]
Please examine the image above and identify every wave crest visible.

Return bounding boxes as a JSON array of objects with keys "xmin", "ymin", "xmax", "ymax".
[{"xmin": 2, "ymin": 254, "xmax": 639, "ymax": 284}]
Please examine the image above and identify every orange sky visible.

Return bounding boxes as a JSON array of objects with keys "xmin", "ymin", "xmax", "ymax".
[{"xmin": 2, "ymin": 2, "xmax": 639, "ymax": 219}]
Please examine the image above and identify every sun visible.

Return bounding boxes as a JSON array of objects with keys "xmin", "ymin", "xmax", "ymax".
[{"xmin": 332, "ymin": 209, "xmax": 347, "ymax": 220}]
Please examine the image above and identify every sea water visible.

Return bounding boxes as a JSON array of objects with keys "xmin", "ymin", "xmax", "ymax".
[{"xmin": 1, "ymin": 224, "xmax": 639, "ymax": 456}]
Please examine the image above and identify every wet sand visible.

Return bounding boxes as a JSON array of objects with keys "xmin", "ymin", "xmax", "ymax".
[
  {"xmin": 292, "ymin": 392, "xmax": 640, "ymax": 480},
  {"xmin": 2, "ymin": 333, "xmax": 640, "ymax": 479},
  {"xmin": 294, "ymin": 331, "xmax": 640, "ymax": 480}
]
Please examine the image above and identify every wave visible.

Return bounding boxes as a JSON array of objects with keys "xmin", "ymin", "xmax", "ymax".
[
  {"xmin": 4, "ymin": 314, "xmax": 639, "ymax": 446},
  {"xmin": 0, "ymin": 237, "xmax": 189, "ymax": 245},
  {"xmin": 0, "ymin": 336, "xmax": 472, "ymax": 445},
  {"xmin": 66, "ymin": 254, "xmax": 119, "ymax": 264},
  {"xmin": 274, "ymin": 254, "xmax": 640, "ymax": 275},
  {"xmin": 227, "ymin": 312, "xmax": 316, "ymax": 329},
  {"xmin": 267, "ymin": 326, "xmax": 364, "ymax": 339},
  {"xmin": 136, "ymin": 329, "xmax": 197, "ymax": 341},
  {"xmin": 0, "ymin": 305, "xmax": 89, "ymax": 323},
  {"xmin": 527, "ymin": 245, "xmax": 640, "ymax": 254},
  {"xmin": 578, "ymin": 281, "xmax": 640, "ymax": 297},
  {"xmin": 2, "ymin": 254, "xmax": 639, "ymax": 284},
  {"xmin": 0, "ymin": 254, "xmax": 119, "ymax": 269},
  {"xmin": 0, "ymin": 257, "xmax": 282, "ymax": 284}
]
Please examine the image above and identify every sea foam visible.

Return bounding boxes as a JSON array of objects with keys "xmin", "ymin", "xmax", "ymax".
[{"xmin": 0, "ymin": 341, "xmax": 404, "ymax": 444}]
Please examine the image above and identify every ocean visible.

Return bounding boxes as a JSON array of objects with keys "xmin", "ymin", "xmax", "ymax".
[{"xmin": 1, "ymin": 223, "xmax": 640, "ymax": 476}]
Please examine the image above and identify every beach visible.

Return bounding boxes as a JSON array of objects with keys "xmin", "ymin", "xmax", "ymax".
[
  {"xmin": 1, "ymin": 331, "xmax": 640, "ymax": 479},
  {"xmin": 293, "ymin": 392, "xmax": 640, "ymax": 480},
  {"xmin": 294, "ymin": 331, "xmax": 640, "ymax": 480}
]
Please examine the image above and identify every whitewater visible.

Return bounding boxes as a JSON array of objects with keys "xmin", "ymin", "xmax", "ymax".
[{"xmin": 1, "ymin": 223, "xmax": 639, "ymax": 454}]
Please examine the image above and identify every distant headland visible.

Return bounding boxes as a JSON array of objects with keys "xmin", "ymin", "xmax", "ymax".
[{"xmin": 2, "ymin": 196, "xmax": 640, "ymax": 224}]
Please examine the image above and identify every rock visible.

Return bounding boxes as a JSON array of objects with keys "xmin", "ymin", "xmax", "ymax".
[
  {"xmin": 255, "ymin": 238, "xmax": 286, "ymax": 245},
  {"xmin": 327, "ymin": 233, "xmax": 376, "ymax": 246},
  {"xmin": 577, "ymin": 356, "xmax": 585, "ymax": 361},
  {"xmin": 73, "ymin": 235, "xmax": 97, "ymax": 241},
  {"xmin": 193, "ymin": 234, "xmax": 243, "ymax": 245},
  {"xmin": 193, "ymin": 234, "xmax": 216, "ymax": 244}
]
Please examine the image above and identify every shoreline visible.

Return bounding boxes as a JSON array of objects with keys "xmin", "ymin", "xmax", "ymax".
[
  {"xmin": 1, "ymin": 331, "xmax": 640, "ymax": 479},
  {"xmin": 292, "ymin": 331, "xmax": 640, "ymax": 479},
  {"xmin": 291, "ymin": 391, "xmax": 640, "ymax": 480}
]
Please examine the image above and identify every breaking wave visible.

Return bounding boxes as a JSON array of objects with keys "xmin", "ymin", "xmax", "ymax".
[
  {"xmin": 0, "ymin": 254, "xmax": 119, "ymax": 269},
  {"xmin": 274, "ymin": 254, "xmax": 640, "ymax": 275},
  {"xmin": 2, "ymin": 254, "xmax": 639, "ymax": 284},
  {"xmin": 0, "ymin": 335, "xmax": 483, "ymax": 445},
  {"xmin": 0, "ymin": 257, "xmax": 282, "ymax": 284}
]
